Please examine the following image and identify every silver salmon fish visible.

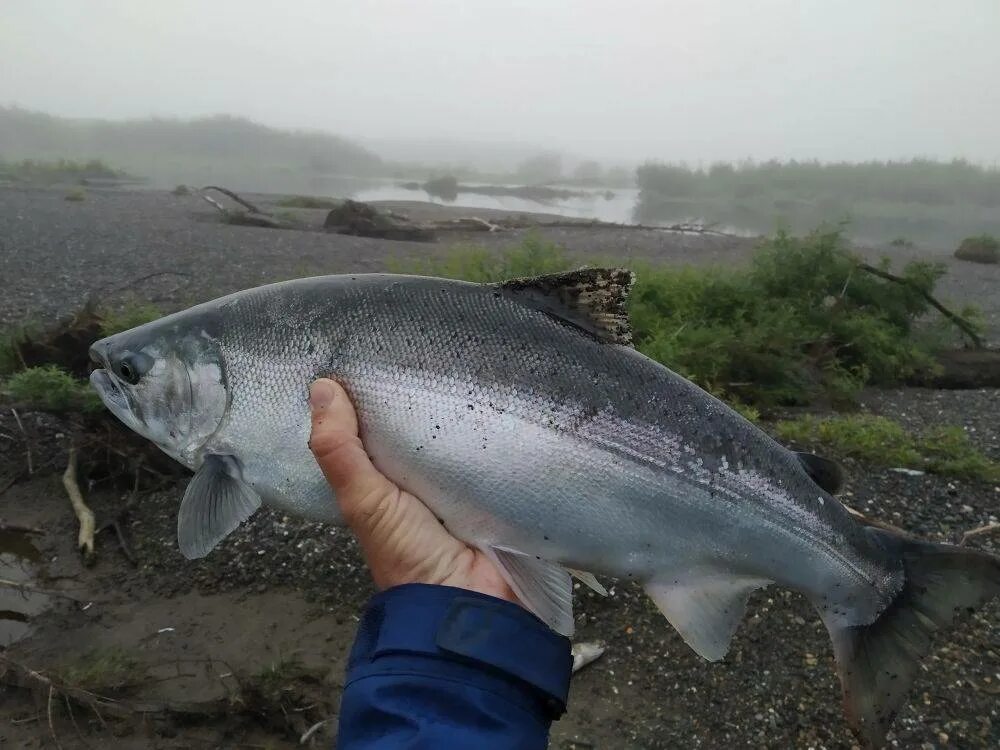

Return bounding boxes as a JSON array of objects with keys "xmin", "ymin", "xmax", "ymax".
[{"xmin": 89, "ymin": 270, "xmax": 998, "ymax": 747}]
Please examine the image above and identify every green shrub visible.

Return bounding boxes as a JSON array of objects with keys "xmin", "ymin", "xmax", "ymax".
[
  {"xmin": 64, "ymin": 188, "xmax": 86, "ymax": 202},
  {"xmin": 630, "ymin": 229, "xmax": 949, "ymax": 405},
  {"xmin": 171, "ymin": 184, "xmax": 190, "ymax": 196},
  {"xmin": 396, "ymin": 229, "xmax": 955, "ymax": 407},
  {"xmin": 774, "ymin": 414, "xmax": 1000, "ymax": 482},
  {"xmin": 0, "ymin": 326, "xmax": 34, "ymax": 375},
  {"xmin": 954, "ymin": 234, "xmax": 999, "ymax": 264},
  {"xmin": 100, "ymin": 302, "xmax": 162, "ymax": 336},
  {"xmin": 4, "ymin": 365, "xmax": 102, "ymax": 413}
]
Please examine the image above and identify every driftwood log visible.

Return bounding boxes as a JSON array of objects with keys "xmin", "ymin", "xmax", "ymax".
[
  {"xmin": 324, "ymin": 200, "xmax": 435, "ymax": 242},
  {"xmin": 921, "ymin": 349, "xmax": 1000, "ymax": 389},
  {"xmin": 200, "ymin": 186, "xmax": 296, "ymax": 229}
]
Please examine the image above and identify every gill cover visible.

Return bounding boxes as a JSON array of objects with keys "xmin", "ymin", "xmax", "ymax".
[{"xmin": 90, "ymin": 328, "xmax": 229, "ymax": 465}]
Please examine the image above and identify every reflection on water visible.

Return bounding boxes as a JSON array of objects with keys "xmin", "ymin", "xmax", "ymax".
[
  {"xmin": 351, "ymin": 183, "xmax": 642, "ymax": 225},
  {"xmin": 0, "ymin": 528, "xmax": 48, "ymax": 647}
]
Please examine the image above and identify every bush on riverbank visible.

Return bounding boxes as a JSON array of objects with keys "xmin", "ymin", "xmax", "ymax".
[{"xmin": 399, "ymin": 229, "xmax": 961, "ymax": 407}]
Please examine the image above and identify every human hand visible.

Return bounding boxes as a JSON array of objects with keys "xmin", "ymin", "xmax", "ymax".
[{"xmin": 308, "ymin": 378, "xmax": 519, "ymax": 604}]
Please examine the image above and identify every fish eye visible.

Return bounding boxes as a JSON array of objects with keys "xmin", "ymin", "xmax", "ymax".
[
  {"xmin": 114, "ymin": 352, "xmax": 152, "ymax": 385},
  {"xmin": 118, "ymin": 361, "xmax": 136, "ymax": 383}
]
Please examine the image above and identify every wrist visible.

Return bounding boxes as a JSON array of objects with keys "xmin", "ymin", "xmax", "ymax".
[{"xmin": 348, "ymin": 583, "xmax": 573, "ymax": 718}]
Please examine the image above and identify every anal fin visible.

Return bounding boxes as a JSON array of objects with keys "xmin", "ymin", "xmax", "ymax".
[
  {"xmin": 484, "ymin": 546, "xmax": 575, "ymax": 636},
  {"xmin": 644, "ymin": 574, "xmax": 769, "ymax": 661}
]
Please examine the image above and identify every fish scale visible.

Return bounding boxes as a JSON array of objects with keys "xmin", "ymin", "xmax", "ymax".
[{"xmin": 89, "ymin": 271, "xmax": 1000, "ymax": 748}]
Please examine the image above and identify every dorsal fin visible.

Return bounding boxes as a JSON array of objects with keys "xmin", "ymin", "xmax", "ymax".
[{"xmin": 495, "ymin": 268, "xmax": 635, "ymax": 345}]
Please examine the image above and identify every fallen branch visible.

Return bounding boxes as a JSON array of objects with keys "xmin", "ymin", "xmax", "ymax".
[
  {"xmin": 107, "ymin": 270, "xmax": 192, "ymax": 295},
  {"xmin": 0, "ymin": 520, "xmax": 43, "ymax": 535},
  {"xmin": 63, "ymin": 445, "xmax": 96, "ymax": 564},
  {"xmin": 960, "ymin": 522, "xmax": 1000, "ymax": 546},
  {"xmin": 496, "ymin": 217, "xmax": 741, "ymax": 236},
  {"xmin": 842, "ymin": 504, "xmax": 910, "ymax": 535},
  {"xmin": 967, "ymin": 677, "xmax": 1000, "ymax": 695},
  {"xmin": 432, "ymin": 216, "xmax": 503, "ymax": 233},
  {"xmin": 300, "ymin": 716, "xmax": 337, "ymax": 744},
  {"xmin": 202, "ymin": 185, "xmax": 265, "ymax": 215},
  {"xmin": 856, "ymin": 262, "xmax": 984, "ymax": 349},
  {"xmin": 0, "ymin": 473, "xmax": 18, "ymax": 496},
  {"xmin": 198, "ymin": 191, "xmax": 227, "ymax": 213},
  {"xmin": 0, "ymin": 654, "xmax": 234, "ymax": 720},
  {"xmin": 198, "ymin": 189, "xmax": 293, "ymax": 230},
  {"xmin": 98, "ymin": 515, "xmax": 136, "ymax": 566},
  {"xmin": 11, "ymin": 408, "xmax": 33, "ymax": 475},
  {"xmin": 48, "ymin": 685, "xmax": 63, "ymax": 750},
  {"xmin": 0, "ymin": 577, "xmax": 93, "ymax": 603}
]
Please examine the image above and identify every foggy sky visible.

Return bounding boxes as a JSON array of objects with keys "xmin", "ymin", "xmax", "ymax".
[{"xmin": 3, "ymin": 1, "xmax": 999, "ymax": 165}]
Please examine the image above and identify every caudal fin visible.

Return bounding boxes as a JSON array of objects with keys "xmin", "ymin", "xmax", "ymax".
[{"xmin": 821, "ymin": 530, "xmax": 1000, "ymax": 748}]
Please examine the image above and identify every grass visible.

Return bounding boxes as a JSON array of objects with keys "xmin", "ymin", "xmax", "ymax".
[
  {"xmin": 0, "ymin": 157, "xmax": 125, "ymax": 184},
  {"xmin": 58, "ymin": 647, "xmax": 142, "ymax": 692},
  {"xmin": 274, "ymin": 209, "xmax": 303, "ymax": 224},
  {"xmin": 0, "ymin": 324, "xmax": 37, "ymax": 375},
  {"xmin": 774, "ymin": 414, "xmax": 1000, "ymax": 482},
  {"xmin": 397, "ymin": 229, "xmax": 958, "ymax": 408},
  {"xmin": 275, "ymin": 195, "xmax": 339, "ymax": 209},
  {"xmin": 4, "ymin": 365, "xmax": 103, "ymax": 413},
  {"xmin": 252, "ymin": 656, "xmax": 310, "ymax": 703},
  {"xmin": 392, "ymin": 232, "xmax": 575, "ymax": 281}
]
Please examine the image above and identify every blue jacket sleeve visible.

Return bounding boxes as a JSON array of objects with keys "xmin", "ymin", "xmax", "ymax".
[{"xmin": 336, "ymin": 583, "xmax": 573, "ymax": 749}]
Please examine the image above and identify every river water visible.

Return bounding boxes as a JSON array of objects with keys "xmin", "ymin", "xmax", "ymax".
[
  {"xmin": 351, "ymin": 183, "xmax": 642, "ymax": 224},
  {"xmin": 0, "ymin": 528, "xmax": 49, "ymax": 647}
]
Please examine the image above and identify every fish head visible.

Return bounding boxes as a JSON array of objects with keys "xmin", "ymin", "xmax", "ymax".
[{"xmin": 89, "ymin": 319, "xmax": 228, "ymax": 465}]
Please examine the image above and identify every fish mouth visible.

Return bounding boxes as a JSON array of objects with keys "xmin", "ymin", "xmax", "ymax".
[{"xmin": 89, "ymin": 368, "xmax": 130, "ymax": 414}]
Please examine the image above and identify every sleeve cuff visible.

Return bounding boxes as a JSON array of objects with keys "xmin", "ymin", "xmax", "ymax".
[{"xmin": 347, "ymin": 583, "xmax": 573, "ymax": 718}]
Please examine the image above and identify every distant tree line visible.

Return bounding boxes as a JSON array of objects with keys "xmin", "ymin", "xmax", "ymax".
[
  {"xmin": 635, "ymin": 159, "xmax": 1000, "ymax": 245},
  {"xmin": 0, "ymin": 106, "xmax": 383, "ymax": 178},
  {"xmin": 637, "ymin": 159, "xmax": 1000, "ymax": 207}
]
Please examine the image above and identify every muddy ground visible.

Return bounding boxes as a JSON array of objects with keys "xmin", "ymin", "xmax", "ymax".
[{"xmin": 1, "ymin": 187, "xmax": 998, "ymax": 749}]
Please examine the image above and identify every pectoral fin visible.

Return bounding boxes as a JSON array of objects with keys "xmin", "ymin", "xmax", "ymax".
[
  {"xmin": 178, "ymin": 454, "xmax": 261, "ymax": 560},
  {"xmin": 484, "ymin": 546, "xmax": 575, "ymax": 636},
  {"xmin": 644, "ymin": 574, "xmax": 770, "ymax": 661}
]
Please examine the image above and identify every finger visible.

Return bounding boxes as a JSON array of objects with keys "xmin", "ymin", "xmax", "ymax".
[{"xmin": 308, "ymin": 379, "xmax": 396, "ymax": 522}]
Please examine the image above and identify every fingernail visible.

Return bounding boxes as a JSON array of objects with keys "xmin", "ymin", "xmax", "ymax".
[{"xmin": 309, "ymin": 379, "xmax": 336, "ymax": 411}]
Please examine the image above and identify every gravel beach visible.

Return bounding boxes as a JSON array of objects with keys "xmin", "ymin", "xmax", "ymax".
[{"xmin": 1, "ymin": 186, "xmax": 997, "ymax": 749}]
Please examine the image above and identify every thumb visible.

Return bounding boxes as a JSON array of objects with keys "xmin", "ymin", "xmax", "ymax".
[{"xmin": 308, "ymin": 379, "xmax": 396, "ymax": 522}]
